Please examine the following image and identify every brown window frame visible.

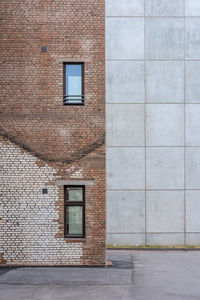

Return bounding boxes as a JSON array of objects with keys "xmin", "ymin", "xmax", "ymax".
[
  {"xmin": 63, "ymin": 62, "xmax": 84, "ymax": 105},
  {"xmin": 64, "ymin": 185, "xmax": 85, "ymax": 238}
]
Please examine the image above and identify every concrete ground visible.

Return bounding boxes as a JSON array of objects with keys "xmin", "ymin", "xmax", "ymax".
[{"xmin": 0, "ymin": 250, "xmax": 200, "ymax": 300}]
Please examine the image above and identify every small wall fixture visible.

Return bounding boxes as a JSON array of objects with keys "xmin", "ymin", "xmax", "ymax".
[
  {"xmin": 41, "ymin": 46, "xmax": 47, "ymax": 53},
  {"xmin": 42, "ymin": 188, "xmax": 48, "ymax": 194}
]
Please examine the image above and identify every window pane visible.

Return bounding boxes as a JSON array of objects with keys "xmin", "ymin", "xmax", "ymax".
[
  {"xmin": 66, "ymin": 64, "xmax": 82, "ymax": 103},
  {"xmin": 67, "ymin": 206, "xmax": 83, "ymax": 235},
  {"xmin": 67, "ymin": 188, "xmax": 83, "ymax": 202}
]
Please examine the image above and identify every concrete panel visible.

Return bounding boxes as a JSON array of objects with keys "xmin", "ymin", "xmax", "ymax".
[
  {"xmin": 106, "ymin": 61, "xmax": 145, "ymax": 103},
  {"xmin": 106, "ymin": 18, "xmax": 144, "ymax": 60},
  {"xmin": 146, "ymin": 234, "xmax": 185, "ymax": 246},
  {"xmin": 146, "ymin": 61, "xmax": 184, "ymax": 103},
  {"xmin": 107, "ymin": 147, "xmax": 145, "ymax": 189},
  {"xmin": 186, "ymin": 233, "xmax": 200, "ymax": 246},
  {"xmin": 186, "ymin": 148, "xmax": 200, "ymax": 189},
  {"xmin": 146, "ymin": 104, "xmax": 184, "ymax": 146},
  {"xmin": 146, "ymin": 191, "xmax": 184, "ymax": 233},
  {"xmin": 146, "ymin": 0, "xmax": 184, "ymax": 16},
  {"xmin": 186, "ymin": 19, "xmax": 200, "ymax": 59},
  {"xmin": 106, "ymin": 104, "xmax": 145, "ymax": 146},
  {"xmin": 146, "ymin": 148, "xmax": 184, "ymax": 189},
  {"xmin": 106, "ymin": 0, "xmax": 144, "ymax": 16},
  {"xmin": 107, "ymin": 233, "xmax": 145, "ymax": 246},
  {"xmin": 146, "ymin": 18, "xmax": 184, "ymax": 59},
  {"xmin": 107, "ymin": 191, "xmax": 145, "ymax": 233},
  {"xmin": 186, "ymin": 191, "xmax": 200, "ymax": 232},
  {"xmin": 185, "ymin": 61, "xmax": 200, "ymax": 103},
  {"xmin": 185, "ymin": 0, "xmax": 200, "ymax": 16},
  {"xmin": 186, "ymin": 105, "xmax": 200, "ymax": 146}
]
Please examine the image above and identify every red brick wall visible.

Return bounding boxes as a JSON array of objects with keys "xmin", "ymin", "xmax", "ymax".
[{"xmin": 0, "ymin": 0, "xmax": 105, "ymax": 265}]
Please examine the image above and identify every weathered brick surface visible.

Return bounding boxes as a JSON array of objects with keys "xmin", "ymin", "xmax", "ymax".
[{"xmin": 0, "ymin": 0, "xmax": 105, "ymax": 265}]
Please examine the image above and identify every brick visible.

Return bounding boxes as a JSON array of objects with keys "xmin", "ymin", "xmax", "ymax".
[{"xmin": 0, "ymin": 0, "xmax": 105, "ymax": 266}]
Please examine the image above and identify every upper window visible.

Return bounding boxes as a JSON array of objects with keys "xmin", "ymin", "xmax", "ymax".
[
  {"xmin": 64, "ymin": 186, "xmax": 85, "ymax": 238},
  {"xmin": 63, "ymin": 63, "xmax": 84, "ymax": 105}
]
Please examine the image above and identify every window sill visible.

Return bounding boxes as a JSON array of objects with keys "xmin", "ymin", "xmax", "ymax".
[
  {"xmin": 65, "ymin": 238, "xmax": 87, "ymax": 243},
  {"xmin": 63, "ymin": 102, "xmax": 84, "ymax": 106}
]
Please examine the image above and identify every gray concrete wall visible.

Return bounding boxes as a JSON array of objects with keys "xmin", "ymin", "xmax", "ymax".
[{"xmin": 106, "ymin": 0, "xmax": 200, "ymax": 246}]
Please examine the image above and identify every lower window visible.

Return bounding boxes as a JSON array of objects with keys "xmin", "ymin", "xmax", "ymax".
[{"xmin": 64, "ymin": 186, "xmax": 85, "ymax": 238}]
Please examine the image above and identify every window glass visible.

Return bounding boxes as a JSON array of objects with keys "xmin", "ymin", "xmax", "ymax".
[
  {"xmin": 66, "ymin": 64, "xmax": 82, "ymax": 103},
  {"xmin": 65, "ymin": 185, "xmax": 85, "ymax": 237},
  {"xmin": 67, "ymin": 206, "xmax": 83, "ymax": 235},
  {"xmin": 67, "ymin": 188, "xmax": 83, "ymax": 202}
]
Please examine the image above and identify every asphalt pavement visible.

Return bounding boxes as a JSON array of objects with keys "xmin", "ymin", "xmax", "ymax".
[{"xmin": 0, "ymin": 250, "xmax": 200, "ymax": 300}]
